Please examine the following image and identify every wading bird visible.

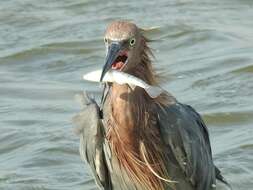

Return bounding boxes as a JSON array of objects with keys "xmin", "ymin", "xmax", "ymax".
[{"xmin": 74, "ymin": 21, "xmax": 230, "ymax": 190}]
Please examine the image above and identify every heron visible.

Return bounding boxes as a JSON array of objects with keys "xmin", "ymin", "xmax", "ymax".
[{"xmin": 73, "ymin": 21, "xmax": 230, "ymax": 190}]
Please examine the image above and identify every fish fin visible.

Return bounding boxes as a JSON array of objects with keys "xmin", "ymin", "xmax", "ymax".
[{"xmin": 145, "ymin": 86, "xmax": 163, "ymax": 98}]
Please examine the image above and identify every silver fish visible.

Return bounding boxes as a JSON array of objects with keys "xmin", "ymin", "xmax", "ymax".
[{"xmin": 83, "ymin": 69, "xmax": 163, "ymax": 98}]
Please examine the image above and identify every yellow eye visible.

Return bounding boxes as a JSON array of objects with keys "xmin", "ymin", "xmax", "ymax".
[{"xmin": 129, "ymin": 38, "xmax": 136, "ymax": 46}]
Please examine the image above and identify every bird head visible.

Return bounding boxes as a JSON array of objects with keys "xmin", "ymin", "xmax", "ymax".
[{"xmin": 100, "ymin": 21, "xmax": 143, "ymax": 81}]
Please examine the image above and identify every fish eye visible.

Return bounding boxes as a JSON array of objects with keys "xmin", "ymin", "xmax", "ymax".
[{"xmin": 129, "ymin": 38, "xmax": 136, "ymax": 46}]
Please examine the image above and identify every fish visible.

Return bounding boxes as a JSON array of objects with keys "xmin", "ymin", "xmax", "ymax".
[{"xmin": 83, "ymin": 69, "xmax": 163, "ymax": 98}]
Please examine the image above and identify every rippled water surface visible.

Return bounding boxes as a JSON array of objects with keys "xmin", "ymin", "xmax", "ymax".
[{"xmin": 1, "ymin": 0, "xmax": 253, "ymax": 190}]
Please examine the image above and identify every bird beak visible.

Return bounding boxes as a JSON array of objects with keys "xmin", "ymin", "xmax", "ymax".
[{"xmin": 100, "ymin": 42, "xmax": 122, "ymax": 82}]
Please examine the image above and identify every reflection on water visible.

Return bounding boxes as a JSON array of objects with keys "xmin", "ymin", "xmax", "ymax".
[{"xmin": 0, "ymin": 0, "xmax": 253, "ymax": 189}]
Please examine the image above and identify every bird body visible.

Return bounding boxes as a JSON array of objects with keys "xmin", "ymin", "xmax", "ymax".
[{"xmin": 74, "ymin": 21, "xmax": 230, "ymax": 190}]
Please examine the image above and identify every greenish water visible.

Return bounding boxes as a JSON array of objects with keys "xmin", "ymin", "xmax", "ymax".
[{"xmin": 0, "ymin": 0, "xmax": 253, "ymax": 189}]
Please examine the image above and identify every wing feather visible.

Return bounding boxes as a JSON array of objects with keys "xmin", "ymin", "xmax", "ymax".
[
  {"xmin": 157, "ymin": 103, "xmax": 216, "ymax": 190},
  {"xmin": 73, "ymin": 92, "xmax": 111, "ymax": 190}
]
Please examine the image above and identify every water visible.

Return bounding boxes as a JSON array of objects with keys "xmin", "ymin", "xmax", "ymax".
[{"xmin": 0, "ymin": 0, "xmax": 253, "ymax": 189}]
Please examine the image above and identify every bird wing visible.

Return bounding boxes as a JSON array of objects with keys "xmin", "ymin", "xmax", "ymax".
[
  {"xmin": 73, "ymin": 92, "xmax": 111, "ymax": 190},
  {"xmin": 157, "ymin": 102, "xmax": 216, "ymax": 190}
]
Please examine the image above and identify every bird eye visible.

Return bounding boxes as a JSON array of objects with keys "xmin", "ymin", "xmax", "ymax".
[
  {"xmin": 129, "ymin": 38, "xmax": 136, "ymax": 46},
  {"xmin": 104, "ymin": 38, "xmax": 108, "ymax": 43}
]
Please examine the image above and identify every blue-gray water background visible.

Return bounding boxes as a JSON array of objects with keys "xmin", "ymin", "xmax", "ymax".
[{"xmin": 0, "ymin": 0, "xmax": 253, "ymax": 189}]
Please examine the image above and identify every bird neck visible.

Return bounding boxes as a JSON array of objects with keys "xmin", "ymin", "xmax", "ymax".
[
  {"xmin": 107, "ymin": 81, "xmax": 166, "ymax": 190},
  {"xmin": 108, "ymin": 82, "xmax": 148, "ymax": 145},
  {"xmin": 105, "ymin": 61, "xmax": 170, "ymax": 190},
  {"xmin": 108, "ymin": 58, "xmax": 156, "ymax": 143}
]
